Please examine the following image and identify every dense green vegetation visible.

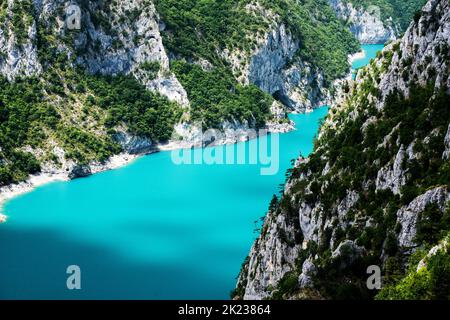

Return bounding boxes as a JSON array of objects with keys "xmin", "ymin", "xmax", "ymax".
[
  {"xmin": 81, "ymin": 73, "xmax": 182, "ymax": 142},
  {"xmin": 377, "ymin": 233, "xmax": 450, "ymax": 300},
  {"xmin": 0, "ymin": 69, "xmax": 181, "ymax": 186},
  {"xmin": 156, "ymin": 0, "xmax": 359, "ymax": 82},
  {"xmin": 172, "ymin": 61, "xmax": 273, "ymax": 129},
  {"xmin": 0, "ymin": 76, "xmax": 57, "ymax": 185},
  {"xmin": 348, "ymin": 0, "xmax": 427, "ymax": 31}
]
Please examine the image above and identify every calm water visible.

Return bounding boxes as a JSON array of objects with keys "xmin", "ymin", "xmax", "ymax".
[
  {"xmin": 352, "ymin": 44, "xmax": 385, "ymax": 79},
  {"xmin": 0, "ymin": 45, "xmax": 382, "ymax": 300}
]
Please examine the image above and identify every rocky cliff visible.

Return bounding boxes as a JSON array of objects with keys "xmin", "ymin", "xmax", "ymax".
[
  {"xmin": 236, "ymin": 0, "xmax": 450, "ymax": 300},
  {"xmin": 224, "ymin": 19, "xmax": 330, "ymax": 113},
  {"xmin": 0, "ymin": 0, "xmax": 188, "ymax": 105},
  {"xmin": 328, "ymin": 0, "xmax": 397, "ymax": 44},
  {"xmin": 328, "ymin": 0, "xmax": 426, "ymax": 44},
  {"xmin": 158, "ymin": 0, "xmax": 359, "ymax": 114}
]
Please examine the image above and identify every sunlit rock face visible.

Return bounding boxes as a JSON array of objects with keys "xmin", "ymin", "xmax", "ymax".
[{"xmin": 328, "ymin": 0, "xmax": 398, "ymax": 44}]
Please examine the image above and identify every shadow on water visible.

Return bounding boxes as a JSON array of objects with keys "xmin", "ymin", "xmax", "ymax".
[{"xmin": 0, "ymin": 226, "xmax": 232, "ymax": 299}]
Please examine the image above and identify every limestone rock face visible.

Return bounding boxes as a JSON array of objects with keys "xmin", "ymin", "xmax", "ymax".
[
  {"xmin": 239, "ymin": 213, "xmax": 301, "ymax": 300},
  {"xmin": 223, "ymin": 20, "xmax": 331, "ymax": 113},
  {"xmin": 328, "ymin": 0, "xmax": 398, "ymax": 44},
  {"xmin": 377, "ymin": 0, "xmax": 450, "ymax": 104},
  {"xmin": 248, "ymin": 24, "xmax": 298, "ymax": 94},
  {"xmin": 0, "ymin": 2, "xmax": 42, "ymax": 80},
  {"xmin": 331, "ymin": 240, "xmax": 365, "ymax": 269},
  {"xmin": 246, "ymin": 24, "xmax": 329, "ymax": 112},
  {"xmin": 298, "ymin": 258, "xmax": 318, "ymax": 289},
  {"xmin": 69, "ymin": 164, "xmax": 92, "ymax": 179},
  {"xmin": 113, "ymin": 132, "xmax": 154, "ymax": 155},
  {"xmin": 299, "ymin": 202, "xmax": 323, "ymax": 243},
  {"xmin": 444, "ymin": 124, "xmax": 450, "ymax": 159},
  {"xmin": 397, "ymin": 187, "xmax": 450, "ymax": 249},
  {"xmin": 0, "ymin": 0, "xmax": 189, "ymax": 105},
  {"xmin": 74, "ymin": 0, "xmax": 189, "ymax": 106},
  {"xmin": 376, "ymin": 145, "xmax": 407, "ymax": 195}
]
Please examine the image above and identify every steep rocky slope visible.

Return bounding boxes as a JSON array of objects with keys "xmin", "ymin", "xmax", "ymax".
[
  {"xmin": 328, "ymin": 0, "xmax": 427, "ymax": 44},
  {"xmin": 156, "ymin": 0, "xmax": 359, "ymax": 113},
  {"xmin": 236, "ymin": 0, "xmax": 450, "ymax": 300},
  {"xmin": 0, "ymin": 0, "xmax": 187, "ymax": 103}
]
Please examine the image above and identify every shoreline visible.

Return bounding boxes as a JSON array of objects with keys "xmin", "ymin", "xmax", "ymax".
[
  {"xmin": 0, "ymin": 173, "xmax": 69, "ymax": 222},
  {"xmin": 348, "ymin": 49, "xmax": 366, "ymax": 65},
  {"xmin": 0, "ymin": 120, "xmax": 296, "ymax": 222}
]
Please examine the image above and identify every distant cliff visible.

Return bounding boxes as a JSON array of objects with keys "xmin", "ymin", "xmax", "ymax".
[
  {"xmin": 328, "ymin": 0, "xmax": 427, "ymax": 44},
  {"xmin": 236, "ymin": 0, "xmax": 450, "ymax": 300}
]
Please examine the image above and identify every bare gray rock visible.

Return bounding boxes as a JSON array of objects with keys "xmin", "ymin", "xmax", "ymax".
[
  {"xmin": 69, "ymin": 165, "xmax": 92, "ymax": 179},
  {"xmin": 376, "ymin": 145, "xmax": 407, "ymax": 195},
  {"xmin": 331, "ymin": 240, "xmax": 365, "ymax": 269},
  {"xmin": 328, "ymin": 0, "xmax": 398, "ymax": 44},
  {"xmin": 443, "ymin": 124, "xmax": 450, "ymax": 159},
  {"xmin": 397, "ymin": 186, "xmax": 450, "ymax": 249},
  {"xmin": 298, "ymin": 258, "xmax": 317, "ymax": 289},
  {"xmin": 113, "ymin": 132, "xmax": 154, "ymax": 155}
]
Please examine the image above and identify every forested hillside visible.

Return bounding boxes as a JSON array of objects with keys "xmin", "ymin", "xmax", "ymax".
[{"xmin": 156, "ymin": 0, "xmax": 359, "ymax": 81}]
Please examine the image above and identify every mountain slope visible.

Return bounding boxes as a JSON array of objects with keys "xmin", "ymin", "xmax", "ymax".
[
  {"xmin": 0, "ymin": 0, "xmax": 360, "ymax": 188},
  {"xmin": 235, "ymin": 0, "xmax": 450, "ymax": 300},
  {"xmin": 329, "ymin": 0, "xmax": 427, "ymax": 43},
  {"xmin": 156, "ymin": 0, "xmax": 360, "ymax": 112}
]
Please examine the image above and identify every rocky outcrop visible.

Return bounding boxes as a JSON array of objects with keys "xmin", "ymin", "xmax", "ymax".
[
  {"xmin": 74, "ymin": 0, "xmax": 189, "ymax": 106},
  {"xmin": 246, "ymin": 24, "xmax": 329, "ymax": 112},
  {"xmin": 377, "ymin": 0, "xmax": 450, "ymax": 104},
  {"xmin": 397, "ymin": 186, "xmax": 450, "ymax": 249},
  {"xmin": 444, "ymin": 124, "xmax": 450, "ymax": 159},
  {"xmin": 0, "ymin": 2, "xmax": 42, "ymax": 80},
  {"xmin": 299, "ymin": 202, "xmax": 324, "ymax": 243},
  {"xmin": 328, "ymin": 0, "xmax": 398, "ymax": 44},
  {"xmin": 223, "ymin": 17, "xmax": 330, "ymax": 113},
  {"xmin": 416, "ymin": 234, "xmax": 449, "ymax": 272},
  {"xmin": 0, "ymin": 0, "xmax": 188, "ymax": 105},
  {"xmin": 113, "ymin": 132, "xmax": 154, "ymax": 155},
  {"xmin": 331, "ymin": 240, "xmax": 365, "ymax": 269},
  {"xmin": 69, "ymin": 164, "xmax": 92, "ymax": 179},
  {"xmin": 376, "ymin": 145, "xmax": 407, "ymax": 195},
  {"xmin": 240, "ymin": 212, "xmax": 301, "ymax": 300},
  {"xmin": 298, "ymin": 258, "xmax": 318, "ymax": 289}
]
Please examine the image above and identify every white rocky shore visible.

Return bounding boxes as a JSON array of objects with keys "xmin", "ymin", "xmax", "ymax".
[
  {"xmin": 348, "ymin": 50, "xmax": 366, "ymax": 65},
  {"xmin": 0, "ymin": 152, "xmax": 140, "ymax": 222},
  {"xmin": 0, "ymin": 119, "xmax": 294, "ymax": 223}
]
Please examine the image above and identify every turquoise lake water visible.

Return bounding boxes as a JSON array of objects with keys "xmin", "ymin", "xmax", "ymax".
[
  {"xmin": 0, "ymin": 45, "xmax": 383, "ymax": 300},
  {"xmin": 352, "ymin": 44, "xmax": 385, "ymax": 79}
]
